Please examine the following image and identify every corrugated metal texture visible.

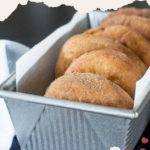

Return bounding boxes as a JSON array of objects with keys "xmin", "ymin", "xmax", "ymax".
[
  {"xmin": 24, "ymin": 105, "xmax": 104, "ymax": 150},
  {"xmin": 5, "ymin": 98, "xmax": 45, "ymax": 147},
  {"xmin": 23, "ymin": 105, "xmax": 136, "ymax": 150},
  {"xmin": 125, "ymin": 97, "xmax": 150, "ymax": 149},
  {"xmin": 84, "ymin": 111, "xmax": 130, "ymax": 149},
  {"xmin": 125, "ymin": 119, "xmax": 136, "ymax": 149}
]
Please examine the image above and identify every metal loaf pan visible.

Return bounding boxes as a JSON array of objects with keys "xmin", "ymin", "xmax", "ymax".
[{"xmin": 0, "ymin": 12, "xmax": 150, "ymax": 150}]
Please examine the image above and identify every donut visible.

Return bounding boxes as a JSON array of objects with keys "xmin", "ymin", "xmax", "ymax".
[
  {"xmin": 107, "ymin": 7, "xmax": 150, "ymax": 19},
  {"xmin": 85, "ymin": 25, "xmax": 150, "ymax": 66},
  {"xmin": 55, "ymin": 33, "xmax": 146, "ymax": 77},
  {"xmin": 45, "ymin": 72, "xmax": 133, "ymax": 109},
  {"xmin": 101, "ymin": 15, "xmax": 150, "ymax": 41},
  {"xmin": 65, "ymin": 49, "xmax": 142, "ymax": 98}
]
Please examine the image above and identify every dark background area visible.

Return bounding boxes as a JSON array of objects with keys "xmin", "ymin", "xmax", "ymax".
[
  {"xmin": 0, "ymin": 2, "xmax": 76, "ymax": 47},
  {"xmin": 0, "ymin": 1, "xmax": 149, "ymax": 150}
]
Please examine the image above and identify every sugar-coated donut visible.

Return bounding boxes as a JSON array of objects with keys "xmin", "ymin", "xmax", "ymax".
[
  {"xmin": 55, "ymin": 33, "xmax": 147, "ymax": 77},
  {"xmin": 65, "ymin": 49, "xmax": 142, "ymax": 98},
  {"xmin": 106, "ymin": 7, "xmax": 150, "ymax": 19},
  {"xmin": 85, "ymin": 25, "xmax": 150, "ymax": 66},
  {"xmin": 101, "ymin": 15, "xmax": 150, "ymax": 41},
  {"xmin": 45, "ymin": 72, "xmax": 133, "ymax": 109}
]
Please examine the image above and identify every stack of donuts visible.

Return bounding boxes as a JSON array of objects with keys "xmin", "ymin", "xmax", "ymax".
[{"xmin": 45, "ymin": 7, "xmax": 150, "ymax": 109}]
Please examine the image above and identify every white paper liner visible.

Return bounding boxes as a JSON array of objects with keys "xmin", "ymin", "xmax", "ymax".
[{"xmin": 134, "ymin": 67, "xmax": 150, "ymax": 109}]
